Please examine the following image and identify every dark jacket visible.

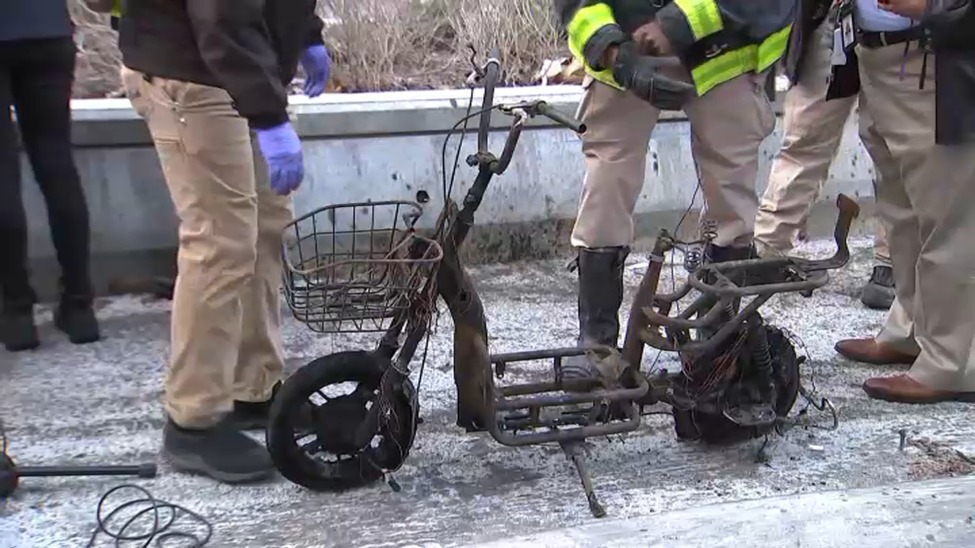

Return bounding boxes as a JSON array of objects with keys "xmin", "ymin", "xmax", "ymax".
[
  {"xmin": 118, "ymin": 0, "xmax": 324, "ymax": 130},
  {"xmin": 924, "ymin": 0, "xmax": 975, "ymax": 144},
  {"xmin": 1, "ymin": 0, "xmax": 73, "ymax": 43},
  {"xmin": 782, "ymin": 0, "xmax": 833, "ymax": 84}
]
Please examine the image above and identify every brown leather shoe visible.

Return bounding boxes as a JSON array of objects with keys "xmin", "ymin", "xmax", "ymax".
[
  {"xmin": 834, "ymin": 338, "xmax": 917, "ymax": 365},
  {"xmin": 863, "ymin": 374, "xmax": 975, "ymax": 404}
]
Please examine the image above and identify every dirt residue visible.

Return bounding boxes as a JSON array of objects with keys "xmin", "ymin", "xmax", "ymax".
[{"xmin": 907, "ymin": 437, "xmax": 975, "ymax": 480}]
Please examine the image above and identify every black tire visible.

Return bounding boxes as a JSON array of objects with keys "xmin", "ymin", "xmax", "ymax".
[
  {"xmin": 675, "ymin": 325, "xmax": 800, "ymax": 444},
  {"xmin": 266, "ymin": 350, "xmax": 417, "ymax": 492}
]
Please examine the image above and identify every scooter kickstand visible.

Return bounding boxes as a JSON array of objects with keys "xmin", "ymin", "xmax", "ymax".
[{"xmin": 559, "ymin": 440, "xmax": 606, "ymax": 518}]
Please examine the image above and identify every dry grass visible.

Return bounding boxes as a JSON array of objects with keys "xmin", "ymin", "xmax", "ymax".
[{"xmin": 67, "ymin": 0, "xmax": 571, "ymax": 98}]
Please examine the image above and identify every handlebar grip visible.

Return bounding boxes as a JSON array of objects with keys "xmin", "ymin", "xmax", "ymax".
[
  {"xmin": 477, "ymin": 50, "xmax": 502, "ymax": 153},
  {"xmin": 536, "ymin": 102, "xmax": 587, "ymax": 134}
]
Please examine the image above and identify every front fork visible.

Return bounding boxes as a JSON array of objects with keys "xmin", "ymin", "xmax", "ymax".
[
  {"xmin": 440, "ymin": 163, "xmax": 497, "ymax": 430},
  {"xmin": 376, "ymin": 163, "xmax": 497, "ymax": 431}
]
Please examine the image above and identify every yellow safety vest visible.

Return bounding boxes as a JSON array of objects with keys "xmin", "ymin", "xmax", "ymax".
[
  {"xmin": 567, "ymin": 0, "xmax": 791, "ymax": 96},
  {"xmin": 111, "ymin": 0, "xmax": 123, "ymax": 18}
]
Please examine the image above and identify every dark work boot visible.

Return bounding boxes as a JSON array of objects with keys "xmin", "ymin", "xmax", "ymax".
[
  {"xmin": 707, "ymin": 243, "xmax": 761, "ymax": 284},
  {"xmin": 54, "ymin": 295, "xmax": 100, "ymax": 345},
  {"xmin": 231, "ymin": 381, "xmax": 283, "ymax": 430},
  {"xmin": 562, "ymin": 246, "xmax": 629, "ymax": 388},
  {"xmin": 2, "ymin": 308, "xmax": 39, "ymax": 352},
  {"xmin": 2, "ymin": 284, "xmax": 39, "ymax": 352},
  {"xmin": 860, "ymin": 265, "xmax": 895, "ymax": 310},
  {"xmin": 163, "ymin": 417, "xmax": 274, "ymax": 484}
]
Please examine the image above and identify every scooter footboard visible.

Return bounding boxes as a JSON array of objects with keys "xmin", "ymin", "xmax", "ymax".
[{"xmin": 486, "ymin": 348, "xmax": 648, "ymax": 447}]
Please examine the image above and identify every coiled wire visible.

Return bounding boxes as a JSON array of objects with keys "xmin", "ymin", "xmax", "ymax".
[{"xmin": 86, "ymin": 484, "xmax": 213, "ymax": 547}]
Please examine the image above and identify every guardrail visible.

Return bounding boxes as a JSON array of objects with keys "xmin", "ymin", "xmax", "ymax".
[{"xmin": 19, "ymin": 84, "xmax": 877, "ymax": 297}]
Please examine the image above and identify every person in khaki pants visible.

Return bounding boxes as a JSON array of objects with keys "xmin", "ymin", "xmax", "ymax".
[
  {"xmin": 556, "ymin": 0, "xmax": 795, "ymax": 382},
  {"xmin": 837, "ymin": 0, "xmax": 975, "ymax": 403},
  {"xmin": 754, "ymin": 8, "xmax": 896, "ymax": 310},
  {"xmin": 103, "ymin": 0, "xmax": 331, "ymax": 483}
]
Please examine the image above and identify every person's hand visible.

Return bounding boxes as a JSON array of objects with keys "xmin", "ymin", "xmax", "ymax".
[
  {"xmin": 256, "ymin": 122, "xmax": 305, "ymax": 195},
  {"xmin": 612, "ymin": 42, "xmax": 696, "ymax": 110},
  {"xmin": 877, "ymin": 0, "xmax": 928, "ymax": 19},
  {"xmin": 299, "ymin": 45, "xmax": 332, "ymax": 97},
  {"xmin": 632, "ymin": 21, "xmax": 673, "ymax": 56}
]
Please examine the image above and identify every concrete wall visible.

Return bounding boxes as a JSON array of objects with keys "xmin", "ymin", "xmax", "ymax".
[{"xmin": 20, "ymin": 85, "xmax": 879, "ymax": 298}]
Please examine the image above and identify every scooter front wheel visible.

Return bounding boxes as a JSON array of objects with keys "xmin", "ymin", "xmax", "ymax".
[{"xmin": 266, "ymin": 350, "xmax": 417, "ymax": 491}]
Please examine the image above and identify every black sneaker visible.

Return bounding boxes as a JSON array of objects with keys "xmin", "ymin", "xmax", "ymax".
[
  {"xmin": 163, "ymin": 418, "xmax": 274, "ymax": 484},
  {"xmin": 2, "ymin": 310, "xmax": 39, "ymax": 352},
  {"xmin": 54, "ymin": 301, "xmax": 100, "ymax": 345},
  {"xmin": 231, "ymin": 382, "xmax": 283, "ymax": 430},
  {"xmin": 860, "ymin": 265, "xmax": 895, "ymax": 310}
]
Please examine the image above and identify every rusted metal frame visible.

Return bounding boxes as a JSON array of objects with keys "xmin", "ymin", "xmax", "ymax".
[
  {"xmin": 665, "ymin": 293, "xmax": 773, "ymax": 355},
  {"xmin": 487, "ymin": 402, "xmax": 642, "ymax": 447},
  {"xmin": 687, "ymin": 269, "xmax": 829, "ymax": 297},
  {"xmin": 653, "ymin": 280, "xmax": 693, "ymax": 307},
  {"xmin": 622, "ymin": 233, "xmax": 672, "ymax": 368},
  {"xmin": 495, "ymin": 378, "xmax": 650, "ymax": 411},
  {"xmin": 642, "ymin": 292, "xmax": 735, "ymax": 331}
]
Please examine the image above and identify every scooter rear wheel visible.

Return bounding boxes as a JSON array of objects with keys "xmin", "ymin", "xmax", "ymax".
[
  {"xmin": 674, "ymin": 325, "xmax": 800, "ymax": 444},
  {"xmin": 266, "ymin": 350, "xmax": 416, "ymax": 491}
]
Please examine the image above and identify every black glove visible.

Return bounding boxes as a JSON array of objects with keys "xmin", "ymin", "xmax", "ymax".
[{"xmin": 611, "ymin": 42, "xmax": 696, "ymax": 111}]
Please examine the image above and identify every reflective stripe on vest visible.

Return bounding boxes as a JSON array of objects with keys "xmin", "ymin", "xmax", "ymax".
[
  {"xmin": 568, "ymin": 2, "xmax": 791, "ymax": 96},
  {"xmin": 566, "ymin": 3, "xmax": 625, "ymax": 90},
  {"xmin": 689, "ymin": 24, "xmax": 791, "ymax": 96},
  {"xmin": 673, "ymin": 0, "xmax": 724, "ymax": 41}
]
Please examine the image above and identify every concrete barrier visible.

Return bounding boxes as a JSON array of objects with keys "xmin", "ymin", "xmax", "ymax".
[{"xmin": 20, "ymin": 85, "xmax": 879, "ymax": 298}]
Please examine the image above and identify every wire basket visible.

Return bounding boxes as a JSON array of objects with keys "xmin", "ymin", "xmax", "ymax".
[{"xmin": 282, "ymin": 200, "xmax": 443, "ymax": 334}]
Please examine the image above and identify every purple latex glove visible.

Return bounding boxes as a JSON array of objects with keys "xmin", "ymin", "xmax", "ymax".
[
  {"xmin": 256, "ymin": 122, "xmax": 304, "ymax": 195},
  {"xmin": 300, "ymin": 45, "xmax": 331, "ymax": 97}
]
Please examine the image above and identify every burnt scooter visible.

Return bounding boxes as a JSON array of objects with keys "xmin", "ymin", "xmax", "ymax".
[{"xmin": 265, "ymin": 48, "xmax": 857, "ymax": 517}]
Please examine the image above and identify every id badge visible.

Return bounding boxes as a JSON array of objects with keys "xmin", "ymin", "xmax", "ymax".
[
  {"xmin": 840, "ymin": 13, "xmax": 857, "ymax": 49},
  {"xmin": 831, "ymin": 29, "xmax": 848, "ymax": 66}
]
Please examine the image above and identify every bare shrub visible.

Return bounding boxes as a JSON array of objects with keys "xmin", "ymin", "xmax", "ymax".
[
  {"xmin": 320, "ymin": 0, "xmax": 446, "ymax": 92},
  {"xmin": 446, "ymin": 0, "xmax": 565, "ymax": 86},
  {"xmin": 68, "ymin": 0, "xmax": 569, "ymax": 97},
  {"xmin": 69, "ymin": 0, "xmax": 122, "ymax": 98}
]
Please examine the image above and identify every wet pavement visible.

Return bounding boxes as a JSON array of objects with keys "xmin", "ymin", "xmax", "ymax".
[{"xmin": 1, "ymin": 238, "xmax": 973, "ymax": 547}]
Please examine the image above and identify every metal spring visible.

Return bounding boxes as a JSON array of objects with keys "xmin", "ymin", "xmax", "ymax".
[
  {"xmin": 747, "ymin": 317, "xmax": 774, "ymax": 399},
  {"xmin": 700, "ymin": 219, "xmax": 718, "ymax": 243},
  {"xmin": 684, "ymin": 245, "xmax": 704, "ymax": 272}
]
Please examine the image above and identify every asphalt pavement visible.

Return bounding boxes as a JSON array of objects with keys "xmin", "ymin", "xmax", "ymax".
[{"xmin": 1, "ymin": 237, "xmax": 973, "ymax": 547}]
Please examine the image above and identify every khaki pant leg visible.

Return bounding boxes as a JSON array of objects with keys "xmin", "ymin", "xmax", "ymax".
[
  {"xmin": 684, "ymin": 71, "xmax": 776, "ymax": 247},
  {"xmin": 755, "ymin": 20, "xmax": 857, "ymax": 255},
  {"xmin": 907, "ymin": 144, "xmax": 975, "ymax": 391},
  {"xmin": 856, "ymin": 45, "xmax": 936, "ymax": 353},
  {"xmin": 872, "ymin": 224, "xmax": 891, "ymax": 266},
  {"xmin": 126, "ymin": 73, "xmax": 260, "ymax": 428},
  {"xmin": 233, "ymin": 137, "xmax": 293, "ymax": 402},
  {"xmin": 570, "ymin": 78, "xmax": 659, "ymax": 248},
  {"xmin": 857, "ymin": 107, "xmax": 895, "ymax": 267}
]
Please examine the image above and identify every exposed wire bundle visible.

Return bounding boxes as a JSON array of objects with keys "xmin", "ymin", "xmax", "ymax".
[{"xmin": 86, "ymin": 484, "xmax": 213, "ymax": 548}]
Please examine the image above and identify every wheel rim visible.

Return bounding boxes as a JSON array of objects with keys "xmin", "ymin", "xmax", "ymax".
[
  {"xmin": 267, "ymin": 353, "xmax": 416, "ymax": 490},
  {"xmin": 286, "ymin": 378, "xmax": 408, "ymax": 483}
]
